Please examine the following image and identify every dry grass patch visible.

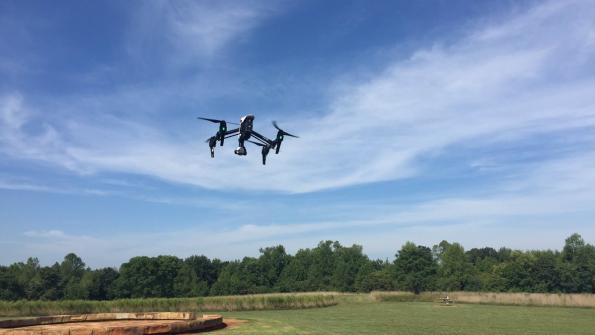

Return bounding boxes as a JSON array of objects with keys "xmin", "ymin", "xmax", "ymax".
[
  {"xmin": 0, "ymin": 293, "xmax": 339, "ymax": 317},
  {"xmin": 451, "ymin": 292, "xmax": 595, "ymax": 308},
  {"xmin": 370, "ymin": 291, "xmax": 595, "ymax": 308}
]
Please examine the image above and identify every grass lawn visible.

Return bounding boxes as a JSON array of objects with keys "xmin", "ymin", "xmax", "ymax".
[{"xmin": 218, "ymin": 301, "xmax": 595, "ymax": 335}]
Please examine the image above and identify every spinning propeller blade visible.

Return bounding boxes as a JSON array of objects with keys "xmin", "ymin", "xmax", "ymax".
[
  {"xmin": 197, "ymin": 117, "xmax": 239, "ymax": 125},
  {"xmin": 199, "ymin": 116, "xmax": 238, "ymax": 147},
  {"xmin": 272, "ymin": 121, "xmax": 299, "ymax": 137},
  {"xmin": 271, "ymin": 121, "xmax": 298, "ymax": 154},
  {"xmin": 197, "ymin": 117, "xmax": 221, "ymax": 123}
]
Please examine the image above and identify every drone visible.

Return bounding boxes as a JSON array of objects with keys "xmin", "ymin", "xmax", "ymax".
[{"xmin": 198, "ymin": 114, "xmax": 298, "ymax": 165}]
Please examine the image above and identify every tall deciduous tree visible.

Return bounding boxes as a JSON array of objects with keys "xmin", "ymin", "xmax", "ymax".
[
  {"xmin": 435, "ymin": 242, "xmax": 474, "ymax": 291},
  {"xmin": 394, "ymin": 242, "xmax": 437, "ymax": 294}
]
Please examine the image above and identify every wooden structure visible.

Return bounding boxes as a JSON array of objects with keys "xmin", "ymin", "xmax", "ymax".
[{"xmin": 0, "ymin": 312, "xmax": 224, "ymax": 335}]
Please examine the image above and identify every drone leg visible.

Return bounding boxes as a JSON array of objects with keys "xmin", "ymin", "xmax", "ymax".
[
  {"xmin": 262, "ymin": 146, "xmax": 269, "ymax": 165},
  {"xmin": 208, "ymin": 136, "xmax": 217, "ymax": 158}
]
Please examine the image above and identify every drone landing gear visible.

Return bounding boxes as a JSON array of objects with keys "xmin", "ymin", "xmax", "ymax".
[
  {"xmin": 208, "ymin": 136, "xmax": 217, "ymax": 158},
  {"xmin": 261, "ymin": 145, "xmax": 270, "ymax": 165}
]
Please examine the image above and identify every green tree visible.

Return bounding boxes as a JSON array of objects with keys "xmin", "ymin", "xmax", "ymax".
[
  {"xmin": 210, "ymin": 261, "xmax": 255, "ymax": 295},
  {"xmin": 10, "ymin": 258, "xmax": 42, "ymax": 300},
  {"xmin": 112, "ymin": 256, "xmax": 182, "ymax": 298},
  {"xmin": 307, "ymin": 241, "xmax": 336, "ymax": 290},
  {"xmin": 332, "ymin": 243, "xmax": 369, "ymax": 292},
  {"xmin": 394, "ymin": 242, "xmax": 437, "ymax": 294},
  {"xmin": 83, "ymin": 268, "xmax": 119, "ymax": 300},
  {"xmin": 467, "ymin": 247, "xmax": 498, "ymax": 270},
  {"xmin": 155, "ymin": 256, "xmax": 183, "ymax": 297},
  {"xmin": 465, "ymin": 247, "xmax": 500, "ymax": 291},
  {"xmin": 435, "ymin": 242, "xmax": 474, "ymax": 291},
  {"xmin": 355, "ymin": 260, "xmax": 394, "ymax": 292},
  {"xmin": 39, "ymin": 263, "xmax": 63, "ymax": 300},
  {"xmin": 60, "ymin": 253, "xmax": 87, "ymax": 300},
  {"xmin": 184, "ymin": 255, "xmax": 220, "ymax": 287},
  {"xmin": 258, "ymin": 246, "xmax": 290, "ymax": 289},
  {"xmin": 278, "ymin": 249, "xmax": 312, "ymax": 292},
  {"xmin": 173, "ymin": 263, "xmax": 209, "ymax": 297},
  {"xmin": 0, "ymin": 266, "xmax": 23, "ymax": 300},
  {"xmin": 560, "ymin": 234, "xmax": 595, "ymax": 293},
  {"xmin": 530, "ymin": 250, "xmax": 561, "ymax": 292},
  {"xmin": 60, "ymin": 253, "xmax": 86, "ymax": 280}
]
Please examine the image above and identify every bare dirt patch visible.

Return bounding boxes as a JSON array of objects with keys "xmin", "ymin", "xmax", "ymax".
[{"xmin": 221, "ymin": 319, "xmax": 249, "ymax": 330}]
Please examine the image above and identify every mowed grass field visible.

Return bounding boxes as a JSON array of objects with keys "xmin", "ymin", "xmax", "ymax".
[
  {"xmin": 2, "ymin": 293, "xmax": 594, "ymax": 334},
  {"xmin": 218, "ymin": 301, "xmax": 595, "ymax": 335}
]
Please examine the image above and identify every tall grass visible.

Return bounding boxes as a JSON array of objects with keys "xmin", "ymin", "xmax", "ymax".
[
  {"xmin": 451, "ymin": 291, "xmax": 595, "ymax": 308},
  {"xmin": 0, "ymin": 293, "xmax": 338, "ymax": 317},
  {"xmin": 3, "ymin": 291, "xmax": 593, "ymax": 317},
  {"xmin": 370, "ymin": 291, "xmax": 595, "ymax": 308}
]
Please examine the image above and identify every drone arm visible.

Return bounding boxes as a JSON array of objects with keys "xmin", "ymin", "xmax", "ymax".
[
  {"xmin": 218, "ymin": 128, "xmax": 239, "ymax": 145},
  {"xmin": 250, "ymin": 130, "xmax": 274, "ymax": 146},
  {"xmin": 205, "ymin": 130, "xmax": 238, "ymax": 143},
  {"xmin": 223, "ymin": 128, "xmax": 239, "ymax": 136}
]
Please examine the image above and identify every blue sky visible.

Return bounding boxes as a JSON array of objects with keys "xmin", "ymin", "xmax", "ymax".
[{"xmin": 1, "ymin": 0, "xmax": 595, "ymax": 267}]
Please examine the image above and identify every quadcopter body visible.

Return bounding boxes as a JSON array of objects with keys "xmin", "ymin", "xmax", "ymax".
[{"xmin": 199, "ymin": 114, "xmax": 298, "ymax": 165}]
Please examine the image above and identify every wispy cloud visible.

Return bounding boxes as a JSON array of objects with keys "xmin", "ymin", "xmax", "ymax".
[
  {"xmin": 167, "ymin": 1, "xmax": 276, "ymax": 57},
  {"xmin": 126, "ymin": 0, "xmax": 280, "ymax": 66},
  {"xmin": 24, "ymin": 230, "xmax": 67, "ymax": 238},
  {"xmin": 0, "ymin": 179, "xmax": 54, "ymax": 193},
  {"xmin": 0, "ymin": 176, "xmax": 114, "ymax": 197},
  {"xmin": 0, "ymin": 93, "xmax": 85, "ymax": 172}
]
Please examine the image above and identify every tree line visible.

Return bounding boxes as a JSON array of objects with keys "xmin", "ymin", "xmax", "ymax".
[{"xmin": 1, "ymin": 233, "xmax": 594, "ymax": 300}]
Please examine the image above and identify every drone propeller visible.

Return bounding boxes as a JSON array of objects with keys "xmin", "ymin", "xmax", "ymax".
[
  {"xmin": 198, "ymin": 117, "xmax": 238, "ymax": 146},
  {"xmin": 272, "ymin": 121, "xmax": 299, "ymax": 138},
  {"xmin": 247, "ymin": 140, "xmax": 271, "ymax": 165},
  {"xmin": 272, "ymin": 121, "xmax": 298, "ymax": 154},
  {"xmin": 197, "ymin": 117, "xmax": 239, "ymax": 125}
]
